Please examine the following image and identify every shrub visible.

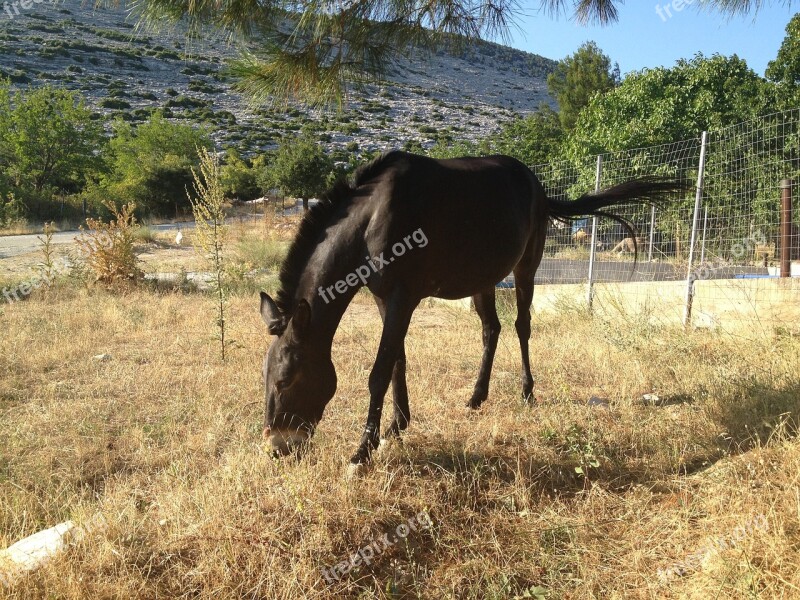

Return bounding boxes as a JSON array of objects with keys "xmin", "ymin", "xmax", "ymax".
[
  {"xmin": 100, "ymin": 98, "xmax": 131, "ymax": 109},
  {"xmin": 75, "ymin": 201, "xmax": 143, "ymax": 284},
  {"xmin": 188, "ymin": 79, "xmax": 222, "ymax": 94},
  {"xmin": 0, "ymin": 192, "xmax": 26, "ymax": 229},
  {"xmin": 132, "ymin": 225, "xmax": 156, "ymax": 243},
  {"xmin": 1, "ymin": 69, "xmax": 30, "ymax": 84},
  {"xmin": 165, "ymin": 95, "xmax": 208, "ymax": 109},
  {"xmin": 342, "ymin": 122, "xmax": 361, "ymax": 135}
]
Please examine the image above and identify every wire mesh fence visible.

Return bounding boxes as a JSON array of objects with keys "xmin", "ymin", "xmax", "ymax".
[
  {"xmin": 530, "ymin": 108, "xmax": 800, "ymax": 329},
  {"xmin": 163, "ymin": 109, "xmax": 800, "ymax": 331}
]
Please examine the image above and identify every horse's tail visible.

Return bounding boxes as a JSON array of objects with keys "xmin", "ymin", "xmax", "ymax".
[{"xmin": 545, "ymin": 177, "xmax": 686, "ymax": 256}]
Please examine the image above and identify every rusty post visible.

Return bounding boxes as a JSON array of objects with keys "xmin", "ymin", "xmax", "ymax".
[{"xmin": 780, "ymin": 179, "xmax": 793, "ymax": 278}]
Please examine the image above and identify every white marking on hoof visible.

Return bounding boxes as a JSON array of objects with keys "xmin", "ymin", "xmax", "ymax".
[
  {"xmin": 346, "ymin": 462, "xmax": 369, "ymax": 480},
  {"xmin": 374, "ymin": 438, "xmax": 394, "ymax": 460}
]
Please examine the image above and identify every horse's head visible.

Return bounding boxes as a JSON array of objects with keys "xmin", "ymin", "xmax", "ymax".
[{"xmin": 259, "ymin": 292, "xmax": 337, "ymax": 457}]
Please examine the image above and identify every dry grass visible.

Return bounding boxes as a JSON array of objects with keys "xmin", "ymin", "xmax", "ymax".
[
  {"xmin": 1, "ymin": 278, "xmax": 799, "ymax": 598},
  {"xmin": 0, "ymin": 219, "xmax": 81, "ymax": 237}
]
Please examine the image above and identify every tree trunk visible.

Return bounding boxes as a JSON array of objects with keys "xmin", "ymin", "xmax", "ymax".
[{"xmin": 302, "ymin": 197, "xmax": 309, "ymax": 211}]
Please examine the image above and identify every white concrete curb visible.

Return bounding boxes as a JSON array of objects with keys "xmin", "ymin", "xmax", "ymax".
[{"xmin": 0, "ymin": 514, "xmax": 106, "ymax": 588}]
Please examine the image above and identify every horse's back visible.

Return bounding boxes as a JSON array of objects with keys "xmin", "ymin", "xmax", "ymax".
[{"xmin": 361, "ymin": 152, "xmax": 543, "ymax": 300}]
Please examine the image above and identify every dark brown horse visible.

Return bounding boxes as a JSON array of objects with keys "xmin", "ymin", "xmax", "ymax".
[{"xmin": 259, "ymin": 151, "xmax": 681, "ymax": 466}]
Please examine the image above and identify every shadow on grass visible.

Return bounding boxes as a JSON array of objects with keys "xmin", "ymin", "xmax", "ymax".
[{"xmin": 381, "ymin": 379, "xmax": 800, "ymax": 502}]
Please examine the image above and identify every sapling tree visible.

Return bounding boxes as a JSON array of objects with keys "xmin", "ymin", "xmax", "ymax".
[{"xmin": 188, "ymin": 148, "xmax": 230, "ymax": 361}]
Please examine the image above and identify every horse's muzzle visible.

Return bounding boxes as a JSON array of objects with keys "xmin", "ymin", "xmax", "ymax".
[{"xmin": 262, "ymin": 427, "xmax": 311, "ymax": 457}]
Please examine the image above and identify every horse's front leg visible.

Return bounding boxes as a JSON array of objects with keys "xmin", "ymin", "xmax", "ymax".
[
  {"xmin": 373, "ymin": 295, "xmax": 410, "ymax": 440},
  {"xmin": 351, "ymin": 293, "xmax": 417, "ymax": 466}
]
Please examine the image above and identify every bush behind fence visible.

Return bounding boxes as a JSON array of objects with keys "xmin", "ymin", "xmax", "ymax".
[{"xmin": 530, "ymin": 108, "xmax": 800, "ymax": 328}]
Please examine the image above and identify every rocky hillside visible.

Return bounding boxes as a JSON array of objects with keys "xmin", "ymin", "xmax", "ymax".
[{"xmin": 0, "ymin": 0, "xmax": 556, "ymax": 154}]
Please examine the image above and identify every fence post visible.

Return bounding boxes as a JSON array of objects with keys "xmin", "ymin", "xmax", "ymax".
[
  {"xmin": 587, "ymin": 155, "xmax": 603, "ymax": 309},
  {"xmin": 781, "ymin": 179, "xmax": 793, "ymax": 278},
  {"xmin": 648, "ymin": 205, "xmax": 656, "ymax": 262},
  {"xmin": 700, "ymin": 206, "xmax": 708, "ymax": 265},
  {"xmin": 683, "ymin": 131, "xmax": 709, "ymax": 327}
]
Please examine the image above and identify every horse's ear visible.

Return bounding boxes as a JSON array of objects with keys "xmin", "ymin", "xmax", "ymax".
[
  {"xmin": 260, "ymin": 292, "xmax": 284, "ymax": 335},
  {"xmin": 292, "ymin": 299, "xmax": 312, "ymax": 337}
]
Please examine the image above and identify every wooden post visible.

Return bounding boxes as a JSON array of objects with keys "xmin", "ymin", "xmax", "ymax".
[
  {"xmin": 780, "ymin": 179, "xmax": 793, "ymax": 278},
  {"xmin": 587, "ymin": 155, "xmax": 602, "ymax": 310},
  {"xmin": 684, "ymin": 130, "xmax": 709, "ymax": 327}
]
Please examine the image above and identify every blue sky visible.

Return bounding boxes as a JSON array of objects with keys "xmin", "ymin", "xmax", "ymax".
[{"xmin": 506, "ymin": 2, "xmax": 796, "ymax": 77}]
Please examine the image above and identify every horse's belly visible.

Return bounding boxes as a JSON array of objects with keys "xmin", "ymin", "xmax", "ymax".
[
  {"xmin": 422, "ymin": 252, "xmax": 521, "ymax": 299},
  {"xmin": 430, "ymin": 271, "xmax": 513, "ymax": 299}
]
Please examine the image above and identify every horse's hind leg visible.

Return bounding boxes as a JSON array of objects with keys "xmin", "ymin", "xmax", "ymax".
[
  {"xmin": 383, "ymin": 343, "xmax": 409, "ymax": 439},
  {"xmin": 514, "ymin": 232, "xmax": 546, "ymax": 403},
  {"xmin": 467, "ymin": 289, "xmax": 501, "ymax": 410},
  {"xmin": 373, "ymin": 295, "xmax": 410, "ymax": 439}
]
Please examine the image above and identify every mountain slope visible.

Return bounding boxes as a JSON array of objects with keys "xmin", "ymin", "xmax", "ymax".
[{"xmin": 0, "ymin": 0, "xmax": 557, "ymax": 154}]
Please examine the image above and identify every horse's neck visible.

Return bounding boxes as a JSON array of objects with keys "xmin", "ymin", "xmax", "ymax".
[{"xmin": 299, "ymin": 216, "xmax": 369, "ymax": 345}]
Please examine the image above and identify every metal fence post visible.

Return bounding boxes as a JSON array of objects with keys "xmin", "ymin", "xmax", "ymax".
[
  {"xmin": 781, "ymin": 179, "xmax": 794, "ymax": 277},
  {"xmin": 648, "ymin": 205, "xmax": 656, "ymax": 262},
  {"xmin": 683, "ymin": 131, "xmax": 709, "ymax": 327},
  {"xmin": 699, "ymin": 206, "xmax": 708, "ymax": 265},
  {"xmin": 587, "ymin": 155, "xmax": 603, "ymax": 309}
]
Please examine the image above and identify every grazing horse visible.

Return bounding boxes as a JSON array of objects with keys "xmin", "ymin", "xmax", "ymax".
[{"xmin": 259, "ymin": 151, "xmax": 681, "ymax": 466}]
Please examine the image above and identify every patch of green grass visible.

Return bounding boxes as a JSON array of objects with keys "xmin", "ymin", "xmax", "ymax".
[{"xmin": 235, "ymin": 235, "xmax": 288, "ymax": 272}]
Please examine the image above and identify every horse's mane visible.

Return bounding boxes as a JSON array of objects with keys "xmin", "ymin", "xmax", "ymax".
[{"xmin": 273, "ymin": 151, "xmax": 402, "ymax": 317}]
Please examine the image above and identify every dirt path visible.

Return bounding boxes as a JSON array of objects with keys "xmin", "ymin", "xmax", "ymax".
[{"xmin": 0, "ymin": 231, "xmax": 80, "ymax": 260}]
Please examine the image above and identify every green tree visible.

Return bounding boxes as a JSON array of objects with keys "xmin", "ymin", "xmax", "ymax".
[
  {"xmin": 1, "ymin": 82, "xmax": 105, "ymax": 194},
  {"xmin": 556, "ymin": 54, "xmax": 783, "ymax": 252},
  {"xmin": 490, "ymin": 104, "xmax": 564, "ymax": 166},
  {"xmin": 426, "ymin": 139, "xmax": 483, "ymax": 159},
  {"xmin": 220, "ymin": 148, "xmax": 261, "ymax": 200},
  {"xmin": 0, "ymin": 82, "xmax": 11, "ymax": 196},
  {"xmin": 564, "ymin": 54, "xmax": 769, "ymax": 157},
  {"xmin": 104, "ymin": 113, "xmax": 212, "ymax": 215},
  {"xmin": 767, "ymin": 14, "xmax": 800, "ymax": 84},
  {"xmin": 547, "ymin": 42, "xmax": 618, "ymax": 131},
  {"xmin": 259, "ymin": 136, "xmax": 333, "ymax": 210},
  {"xmin": 766, "ymin": 14, "xmax": 800, "ymax": 108}
]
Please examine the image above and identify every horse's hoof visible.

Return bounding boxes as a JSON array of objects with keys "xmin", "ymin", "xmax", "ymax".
[
  {"xmin": 374, "ymin": 439, "xmax": 389, "ymax": 460},
  {"xmin": 467, "ymin": 392, "xmax": 487, "ymax": 410},
  {"xmin": 375, "ymin": 437, "xmax": 403, "ymax": 461},
  {"xmin": 346, "ymin": 462, "xmax": 369, "ymax": 479}
]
